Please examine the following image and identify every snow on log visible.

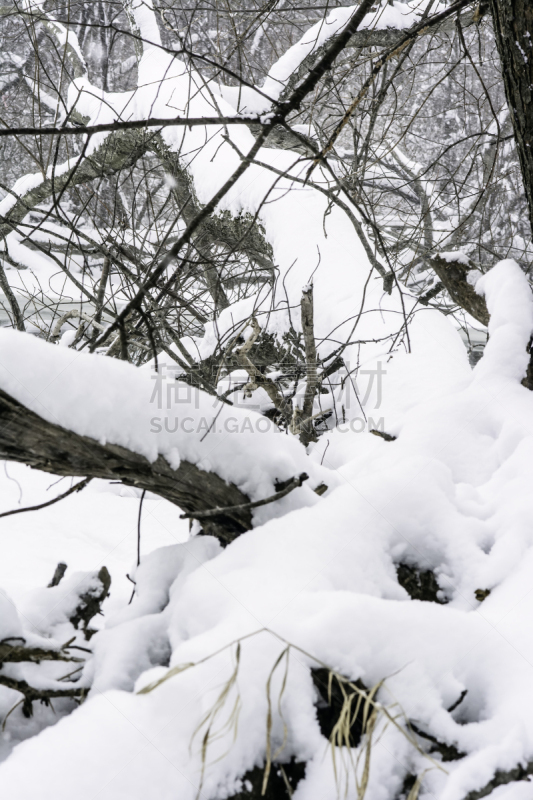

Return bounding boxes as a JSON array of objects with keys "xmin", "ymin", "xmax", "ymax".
[{"xmin": 0, "ymin": 328, "xmax": 327, "ymax": 540}]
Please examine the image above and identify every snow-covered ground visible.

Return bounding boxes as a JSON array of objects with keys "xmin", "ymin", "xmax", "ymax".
[
  {"xmin": 0, "ymin": 465, "xmax": 189, "ymax": 761},
  {"xmin": 0, "ymin": 465, "xmax": 188, "ymax": 607},
  {"xmin": 0, "ymin": 261, "xmax": 532, "ymax": 800}
]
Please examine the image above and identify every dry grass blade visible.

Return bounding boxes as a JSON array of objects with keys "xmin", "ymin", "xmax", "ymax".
[
  {"xmin": 192, "ymin": 643, "xmax": 242, "ymax": 800},
  {"xmin": 274, "ymin": 647, "xmax": 291, "ymax": 762},
  {"xmin": 137, "ymin": 628, "xmax": 265, "ymax": 696},
  {"xmin": 356, "ymin": 705, "xmax": 379, "ymax": 800},
  {"xmin": 327, "ymin": 674, "xmax": 383, "ymax": 798},
  {"xmin": 136, "ymin": 627, "xmax": 445, "ymax": 800},
  {"xmin": 137, "ymin": 661, "xmax": 196, "ymax": 694},
  {"xmin": 262, "ymin": 645, "xmax": 290, "ymax": 796},
  {"xmin": 1, "ymin": 698, "xmax": 24, "ymax": 731},
  {"xmin": 406, "ymin": 769, "xmax": 431, "ymax": 800},
  {"xmin": 323, "ymin": 671, "xmax": 442, "ymax": 800}
]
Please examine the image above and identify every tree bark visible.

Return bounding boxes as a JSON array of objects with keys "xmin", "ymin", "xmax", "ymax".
[
  {"xmin": 0, "ymin": 129, "xmax": 150, "ymax": 244},
  {"xmin": 428, "ymin": 255, "xmax": 490, "ymax": 326},
  {"xmin": 427, "ymin": 254, "xmax": 533, "ymax": 390},
  {"xmin": 489, "ymin": 0, "xmax": 533, "ymax": 236},
  {"xmin": 0, "ymin": 388, "xmax": 252, "ymax": 542}
]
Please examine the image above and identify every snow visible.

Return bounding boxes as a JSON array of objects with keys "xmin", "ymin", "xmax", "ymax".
[
  {"xmin": 0, "ymin": 590, "xmax": 23, "ymax": 642},
  {"xmin": 34, "ymin": 1, "xmax": 469, "ymax": 437},
  {"xmin": 221, "ymin": 2, "xmax": 441, "ymax": 114},
  {"xmin": 0, "ymin": 462, "xmax": 190, "ymax": 759},
  {"xmin": 21, "ymin": 0, "xmax": 86, "ymax": 74},
  {"xmin": 2, "ymin": 1, "xmax": 533, "ymax": 796},
  {"xmin": 2, "ymin": 0, "xmax": 467, "ymax": 431},
  {"xmin": 0, "ymin": 262, "xmax": 532, "ymax": 799},
  {"xmin": 108, "ymin": 538, "xmax": 222, "ymax": 627},
  {"xmin": 440, "ymin": 250, "xmax": 471, "ymax": 266},
  {"xmin": 0, "ymin": 327, "xmax": 328, "ymax": 509},
  {"xmin": 475, "ymin": 260, "xmax": 533, "ymax": 383}
]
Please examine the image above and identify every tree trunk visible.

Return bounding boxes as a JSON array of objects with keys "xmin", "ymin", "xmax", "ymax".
[
  {"xmin": 489, "ymin": 0, "xmax": 533, "ymax": 236},
  {"xmin": 0, "ymin": 388, "xmax": 252, "ymax": 542}
]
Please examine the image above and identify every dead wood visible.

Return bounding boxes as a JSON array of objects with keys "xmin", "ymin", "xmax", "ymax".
[
  {"xmin": 463, "ymin": 760, "xmax": 533, "ymax": 800},
  {"xmin": 0, "ymin": 674, "xmax": 86, "ymax": 718},
  {"xmin": 0, "ymin": 387, "xmax": 253, "ymax": 541},
  {"xmin": 69, "ymin": 567, "xmax": 111, "ymax": 640},
  {"xmin": 0, "ymin": 639, "xmax": 83, "ymax": 667}
]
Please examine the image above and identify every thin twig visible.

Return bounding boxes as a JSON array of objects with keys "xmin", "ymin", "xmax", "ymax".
[
  {"xmin": 137, "ymin": 489, "xmax": 146, "ymax": 567},
  {"xmin": 180, "ymin": 473, "xmax": 309, "ymax": 521},
  {"xmin": 0, "ymin": 477, "xmax": 91, "ymax": 519},
  {"xmin": 129, "ymin": 489, "xmax": 146, "ymax": 605}
]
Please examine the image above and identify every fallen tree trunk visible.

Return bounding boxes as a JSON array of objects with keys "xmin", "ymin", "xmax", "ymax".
[{"xmin": 0, "ymin": 388, "xmax": 252, "ymax": 542}]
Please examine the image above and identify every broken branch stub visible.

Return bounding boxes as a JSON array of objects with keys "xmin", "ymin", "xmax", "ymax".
[
  {"xmin": 69, "ymin": 567, "xmax": 111, "ymax": 640},
  {"xmin": 428, "ymin": 255, "xmax": 489, "ymax": 326}
]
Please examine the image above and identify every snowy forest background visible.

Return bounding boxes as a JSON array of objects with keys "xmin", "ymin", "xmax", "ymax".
[{"xmin": 0, "ymin": 0, "xmax": 532, "ymax": 798}]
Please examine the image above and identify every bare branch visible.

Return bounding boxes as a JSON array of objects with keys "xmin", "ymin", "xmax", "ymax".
[{"xmin": 180, "ymin": 472, "xmax": 309, "ymax": 521}]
